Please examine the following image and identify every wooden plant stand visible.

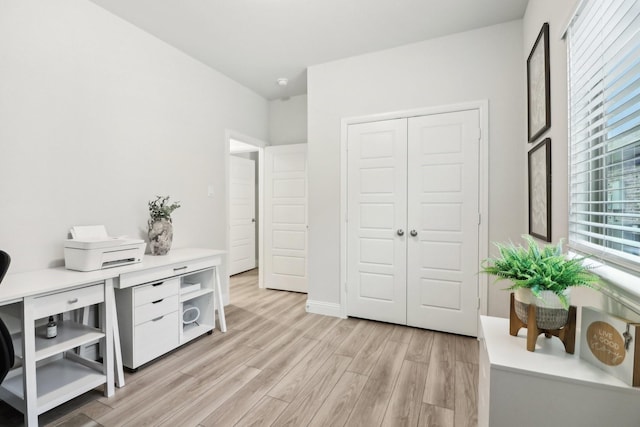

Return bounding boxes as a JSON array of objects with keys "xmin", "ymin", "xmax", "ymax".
[{"xmin": 509, "ymin": 293, "xmax": 577, "ymax": 353}]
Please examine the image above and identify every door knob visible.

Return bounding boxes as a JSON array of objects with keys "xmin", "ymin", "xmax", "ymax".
[
  {"xmin": 397, "ymin": 229, "xmax": 405, "ymax": 236},
  {"xmin": 410, "ymin": 229, "xmax": 418, "ymax": 237},
  {"xmin": 251, "ymin": 218, "xmax": 256, "ymax": 223}
]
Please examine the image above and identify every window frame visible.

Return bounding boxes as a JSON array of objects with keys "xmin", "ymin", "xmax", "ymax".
[
  {"xmin": 565, "ymin": 0, "xmax": 640, "ymax": 314},
  {"xmin": 567, "ymin": 0, "xmax": 640, "ymax": 276}
]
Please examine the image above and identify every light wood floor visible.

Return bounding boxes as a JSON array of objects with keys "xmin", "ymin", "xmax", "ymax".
[{"xmin": 0, "ymin": 269, "xmax": 479, "ymax": 427}]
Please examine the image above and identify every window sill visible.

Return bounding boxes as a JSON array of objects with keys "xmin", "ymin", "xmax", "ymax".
[{"xmin": 570, "ymin": 252, "xmax": 640, "ymax": 315}]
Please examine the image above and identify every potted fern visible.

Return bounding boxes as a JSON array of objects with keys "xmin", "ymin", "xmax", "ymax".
[{"xmin": 481, "ymin": 236, "xmax": 599, "ymax": 329}]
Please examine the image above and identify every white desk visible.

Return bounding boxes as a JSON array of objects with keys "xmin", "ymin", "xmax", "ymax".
[{"xmin": 0, "ymin": 248, "xmax": 225, "ymax": 427}]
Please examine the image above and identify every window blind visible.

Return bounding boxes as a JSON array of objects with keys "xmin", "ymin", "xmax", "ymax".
[{"xmin": 568, "ymin": 0, "xmax": 640, "ymax": 271}]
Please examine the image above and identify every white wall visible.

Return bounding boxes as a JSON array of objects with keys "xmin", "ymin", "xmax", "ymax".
[
  {"xmin": 0, "ymin": 0, "xmax": 268, "ymax": 297},
  {"xmin": 268, "ymin": 94, "xmax": 308, "ymax": 145},
  {"xmin": 523, "ymin": 1, "xmax": 640, "ymax": 322},
  {"xmin": 307, "ymin": 20, "xmax": 525, "ymax": 317}
]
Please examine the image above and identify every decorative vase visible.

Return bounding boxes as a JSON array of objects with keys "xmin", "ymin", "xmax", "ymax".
[
  {"xmin": 148, "ymin": 218, "xmax": 173, "ymax": 255},
  {"xmin": 513, "ymin": 288, "xmax": 570, "ymax": 330}
]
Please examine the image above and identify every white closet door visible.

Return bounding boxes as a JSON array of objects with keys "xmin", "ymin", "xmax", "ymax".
[
  {"xmin": 229, "ymin": 155, "xmax": 256, "ymax": 275},
  {"xmin": 346, "ymin": 119, "xmax": 407, "ymax": 324},
  {"xmin": 406, "ymin": 110, "xmax": 480, "ymax": 336},
  {"xmin": 264, "ymin": 144, "xmax": 308, "ymax": 293}
]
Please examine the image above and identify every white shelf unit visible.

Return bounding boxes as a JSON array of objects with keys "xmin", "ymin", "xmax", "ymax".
[
  {"xmin": 179, "ymin": 288, "xmax": 211, "ymax": 303},
  {"xmin": 33, "ymin": 321, "xmax": 104, "ymax": 361},
  {"xmin": 115, "ymin": 260, "xmax": 217, "ymax": 370},
  {"xmin": 1, "ymin": 358, "xmax": 106, "ymax": 414},
  {"xmin": 12, "ymin": 321, "xmax": 103, "ymax": 362},
  {"xmin": 478, "ymin": 316, "xmax": 640, "ymax": 427},
  {"xmin": 0, "ymin": 283, "xmax": 113, "ymax": 423},
  {"xmin": 179, "ymin": 269, "xmax": 214, "ymax": 345}
]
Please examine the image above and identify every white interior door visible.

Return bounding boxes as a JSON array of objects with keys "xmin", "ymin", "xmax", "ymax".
[
  {"xmin": 406, "ymin": 110, "xmax": 480, "ymax": 336},
  {"xmin": 264, "ymin": 144, "xmax": 308, "ymax": 293},
  {"xmin": 229, "ymin": 155, "xmax": 256, "ymax": 275},
  {"xmin": 346, "ymin": 119, "xmax": 407, "ymax": 324},
  {"xmin": 345, "ymin": 109, "xmax": 480, "ymax": 336}
]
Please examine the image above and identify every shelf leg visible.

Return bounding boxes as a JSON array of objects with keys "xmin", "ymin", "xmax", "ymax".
[
  {"xmin": 76, "ymin": 306, "xmax": 89, "ymax": 358},
  {"xmin": 214, "ymin": 267, "xmax": 227, "ymax": 333},
  {"xmin": 106, "ymin": 279, "xmax": 125, "ymax": 388},
  {"xmin": 103, "ymin": 280, "xmax": 115, "ymax": 397},
  {"xmin": 22, "ymin": 298, "xmax": 38, "ymax": 427}
]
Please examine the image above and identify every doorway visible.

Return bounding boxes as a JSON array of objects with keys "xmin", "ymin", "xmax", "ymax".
[
  {"xmin": 226, "ymin": 131, "xmax": 265, "ymax": 287},
  {"xmin": 229, "ymin": 152, "xmax": 257, "ymax": 275}
]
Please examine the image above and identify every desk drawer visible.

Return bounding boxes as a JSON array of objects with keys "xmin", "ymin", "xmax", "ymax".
[
  {"xmin": 134, "ymin": 279, "xmax": 179, "ymax": 306},
  {"xmin": 32, "ymin": 284, "xmax": 103, "ymax": 318},
  {"xmin": 135, "ymin": 295, "xmax": 178, "ymax": 325},
  {"xmin": 119, "ymin": 257, "xmax": 217, "ymax": 288},
  {"xmin": 133, "ymin": 311, "xmax": 179, "ymax": 367}
]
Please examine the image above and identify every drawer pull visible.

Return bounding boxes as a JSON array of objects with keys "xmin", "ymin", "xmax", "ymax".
[
  {"xmin": 173, "ymin": 266, "xmax": 188, "ymax": 272},
  {"xmin": 68, "ymin": 298, "xmax": 79, "ymax": 304},
  {"xmin": 152, "ymin": 316, "xmax": 164, "ymax": 322},
  {"xmin": 152, "ymin": 282, "xmax": 164, "ymax": 287},
  {"xmin": 152, "ymin": 299, "xmax": 163, "ymax": 304}
]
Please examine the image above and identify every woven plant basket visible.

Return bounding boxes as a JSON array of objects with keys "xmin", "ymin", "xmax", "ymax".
[{"xmin": 514, "ymin": 288, "xmax": 569, "ymax": 330}]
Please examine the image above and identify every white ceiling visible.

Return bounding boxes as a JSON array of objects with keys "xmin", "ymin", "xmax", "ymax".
[{"xmin": 89, "ymin": 0, "xmax": 529, "ymax": 100}]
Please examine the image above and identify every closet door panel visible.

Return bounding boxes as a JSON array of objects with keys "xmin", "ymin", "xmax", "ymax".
[
  {"xmin": 347, "ymin": 119, "xmax": 407, "ymax": 324},
  {"xmin": 406, "ymin": 110, "xmax": 480, "ymax": 336}
]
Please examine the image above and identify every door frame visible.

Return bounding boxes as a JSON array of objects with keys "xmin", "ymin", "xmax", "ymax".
[
  {"xmin": 225, "ymin": 129, "xmax": 266, "ymax": 288},
  {"xmin": 339, "ymin": 101, "xmax": 490, "ymax": 319}
]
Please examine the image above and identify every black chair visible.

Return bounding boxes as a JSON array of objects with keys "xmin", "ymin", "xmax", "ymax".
[
  {"xmin": 0, "ymin": 251, "xmax": 9, "ymax": 284},
  {"xmin": 0, "ymin": 251, "xmax": 14, "ymax": 384}
]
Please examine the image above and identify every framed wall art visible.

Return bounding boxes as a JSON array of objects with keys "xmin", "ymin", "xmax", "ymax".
[
  {"xmin": 527, "ymin": 22, "xmax": 551, "ymax": 142},
  {"xmin": 528, "ymin": 138, "xmax": 551, "ymax": 241}
]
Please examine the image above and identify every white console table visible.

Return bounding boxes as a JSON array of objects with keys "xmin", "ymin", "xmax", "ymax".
[
  {"xmin": 0, "ymin": 248, "xmax": 225, "ymax": 427},
  {"xmin": 479, "ymin": 315, "xmax": 640, "ymax": 427}
]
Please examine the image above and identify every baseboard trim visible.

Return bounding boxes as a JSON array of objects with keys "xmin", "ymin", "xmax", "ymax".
[{"xmin": 305, "ymin": 299, "xmax": 344, "ymax": 318}]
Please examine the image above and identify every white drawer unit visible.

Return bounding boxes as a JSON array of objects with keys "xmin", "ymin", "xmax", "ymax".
[
  {"xmin": 115, "ymin": 256, "xmax": 222, "ymax": 370},
  {"xmin": 478, "ymin": 316, "xmax": 640, "ymax": 427}
]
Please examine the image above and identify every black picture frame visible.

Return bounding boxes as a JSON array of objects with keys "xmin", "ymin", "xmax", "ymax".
[
  {"xmin": 528, "ymin": 138, "xmax": 551, "ymax": 241},
  {"xmin": 527, "ymin": 22, "xmax": 551, "ymax": 142}
]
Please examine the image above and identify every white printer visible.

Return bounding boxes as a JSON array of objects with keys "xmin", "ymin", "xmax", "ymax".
[{"xmin": 64, "ymin": 225, "xmax": 146, "ymax": 272}]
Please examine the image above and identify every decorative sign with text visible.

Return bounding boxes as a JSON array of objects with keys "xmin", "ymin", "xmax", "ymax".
[{"xmin": 580, "ymin": 307, "xmax": 640, "ymax": 387}]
